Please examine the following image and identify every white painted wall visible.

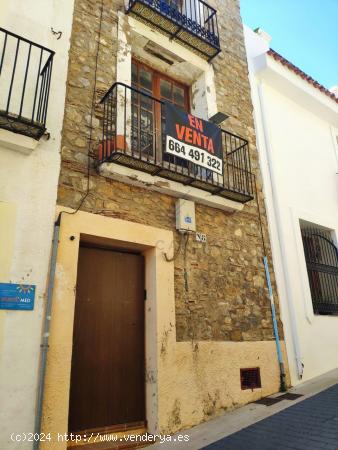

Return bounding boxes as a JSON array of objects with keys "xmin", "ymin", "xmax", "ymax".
[
  {"xmin": 0, "ymin": 1, "xmax": 74, "ymax": 448},
  {"xmin": 244, "ymin": 26, "xmax": 338, "ymax": 386}
]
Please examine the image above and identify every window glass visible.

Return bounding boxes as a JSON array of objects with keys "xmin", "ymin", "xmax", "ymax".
[
  {"xmin": 173, "ymin": 85, "xmax": 185, "ymax": 106},
  {"xmin": 139, "ymin": 67, "xmax": 152, "ymax": 91},
  {"xmin": 160, "ymin": 79, "xmax": 172, "ymax": 100},
  {"xmin": 132, "ymin": 60, "xmax": 189, "ymax": 111},
  {"xmin": 131, "ymin": 62, "xmax": 138, "ymax": 84}
]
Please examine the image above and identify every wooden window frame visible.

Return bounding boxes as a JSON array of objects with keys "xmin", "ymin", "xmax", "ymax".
[
  {"xmin": 131, "ymin": 58, "xmax": 191, "ymax": 166},
  {"xmin": 132, "ymin": 58, "xmax": 190, "ymax": 112}
]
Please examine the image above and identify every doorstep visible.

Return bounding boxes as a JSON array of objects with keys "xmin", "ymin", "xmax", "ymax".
[{"xmin": 67, "ymin": 422, "xmax": 148, "ymax": 450}]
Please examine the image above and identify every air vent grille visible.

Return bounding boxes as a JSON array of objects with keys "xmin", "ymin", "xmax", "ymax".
[{"xmin": 240, "ymin": 368, "xmax": 261, "ymax": 390}]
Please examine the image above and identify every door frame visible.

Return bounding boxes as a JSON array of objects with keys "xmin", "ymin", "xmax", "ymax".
[{"xmin": 40, "ymin": 207, "xmax": 175, "ymax": 449}]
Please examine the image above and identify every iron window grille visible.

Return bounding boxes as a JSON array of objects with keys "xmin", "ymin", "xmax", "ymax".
[
  {"xmin": 126, "ymin": 0, "xmax": 221, "ymax": 61},
  {"xmin": 301, "ymin": 226, "xmax": 338, "ymax": 315},
  {"xmin": 0, "ymin": 28, "xmax": 54, "ymax": 139},
  {"xmin": 98, "ymin": 82, "xmax": 254, "ymax": 204}
]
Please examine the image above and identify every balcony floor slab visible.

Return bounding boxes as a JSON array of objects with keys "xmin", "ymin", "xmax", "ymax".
[
  {"xmin": 99, "ymin": 162, "xmax": 244, "ymax": 213},
  {"xmin": 0, "ymin": 128, "xmax": 39, "ymax": 155},
  {"xmin": 126, "ymin": 0, "xmax": 221, "ymax": 61}
]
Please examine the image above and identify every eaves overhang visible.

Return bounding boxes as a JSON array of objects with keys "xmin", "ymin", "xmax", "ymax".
[{"xmin": 252, "ymin": 53, "xmax": 338, "ymax": 125}]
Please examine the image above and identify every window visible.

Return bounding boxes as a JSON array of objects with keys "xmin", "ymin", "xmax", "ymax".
[
  {"xmin": 131, "ymin": 59, "xmax": 190, "ymax": 163},
  {"xmin": 131, "ymin": 60, "xmax": 189, "ymax": 110},
  {"xmin": 301, "ymin": 225, "xmax": 338, "ymax": 315}
]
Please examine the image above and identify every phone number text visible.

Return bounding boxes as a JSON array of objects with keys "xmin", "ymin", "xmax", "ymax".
[{"xmin": 166, "ymin": 136, "xmax": 223, "ymax": 175}]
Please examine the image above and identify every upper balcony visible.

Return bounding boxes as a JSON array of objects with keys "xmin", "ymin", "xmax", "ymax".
[
  {"xmin": 97, "ymin": 83, "xmax": 254, "ymax": 205},
  {"xmin": 0, "ymin": 28, "xmax": 54, "ymax": 140},
  {"xmin": 126, "ymin": 0, "xmax": 221, "ymax": 61}
]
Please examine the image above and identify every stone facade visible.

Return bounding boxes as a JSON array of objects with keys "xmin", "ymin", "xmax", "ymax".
[{"xmin": 58, "ymin": 0, "xmax": 282, "ymax": 343}]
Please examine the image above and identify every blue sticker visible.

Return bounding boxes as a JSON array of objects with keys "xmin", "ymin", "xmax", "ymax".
[
  {"xmin": 185, "ymin": 216, "xmax": 192, "ymax": 224},
  {"xmin": 0, "ymin": 283, "xmax": 35, "ymax": 310}
]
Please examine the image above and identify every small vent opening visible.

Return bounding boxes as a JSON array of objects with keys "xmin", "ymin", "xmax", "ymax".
[{"xmin": 240, "ymin": 368, "xmax": 261, "ymax": 390}]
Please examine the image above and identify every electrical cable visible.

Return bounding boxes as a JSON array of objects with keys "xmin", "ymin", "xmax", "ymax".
[
  {"xmin": 56, "ymin": 0, "xmax": 104, "ymax": 224},
  {"xmin": 33, "ymin": 3, "xmax": 106, "ymax": 445},
  {"xmin": 183, "ymin": 233, "xmax": 190, "ymax": 291},
  {"xmin": 164, "ymin": 231, "xmax": 187, "ymax": 262},
  {"xmin": 253, "ymin": 174, "xmax": 267, "ymax": 256}
]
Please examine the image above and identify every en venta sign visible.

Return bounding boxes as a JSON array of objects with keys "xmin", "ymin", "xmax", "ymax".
[{"xmin": 164, "ymin": 102, "xmax": 223, "ymax": 175}]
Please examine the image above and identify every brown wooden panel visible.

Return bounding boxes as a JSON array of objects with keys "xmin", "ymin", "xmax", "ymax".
[{"xmin": 68, "ymin": 246, "xmax": 145, "ymax": 432}]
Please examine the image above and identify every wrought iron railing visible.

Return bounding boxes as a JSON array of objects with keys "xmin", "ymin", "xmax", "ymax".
[
  {"xmin": 98, "ymin": 83, "xmax": 254, "ymax": 203},
  {"xmin": 301, "ymin": 227, "xmax": 338, "ymax": 315},
  {"xmin": 126, "ymin": 0, "xmax": 220, "ymax": 60},
  {"xmin": 0, "ymin": 28, "xmax": 54, "ymax": 139}
]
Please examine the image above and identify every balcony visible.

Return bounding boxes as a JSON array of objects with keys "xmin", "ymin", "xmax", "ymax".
[
  {"xmin": 98, "ymin": 83, "xmax": 254, "ymax": 204},
  {"xmin": 126, "ymin": 0, "xmax": 221, "ymax": 61},
  {"xmin": 0, "ymin": 28, "xmax": 54, "ymax": 140}
]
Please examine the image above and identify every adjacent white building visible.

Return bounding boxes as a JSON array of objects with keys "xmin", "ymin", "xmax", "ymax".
[
  {"xmin": 0, "ymin": 2, "xmax": 74, "ymax": 448},
  {"xmin": 245, "ymin": 26, "xmax": 338, "ymax": 386}
]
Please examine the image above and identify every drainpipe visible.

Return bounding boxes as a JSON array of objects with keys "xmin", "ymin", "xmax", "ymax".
[
  {"xmin": 33, "ymin": 214, "xmax": 61, "ymax": 450},
  {"xmin": 254, "ymin": 173, "xmax": 287, "ymax": 392},
  {"xmin": 263, "ymin": 255, "xmax": 287, "ymax": 392},
  {"xmin": 257, "ymin": 81, "xmax": 303, "ymax": 380}
]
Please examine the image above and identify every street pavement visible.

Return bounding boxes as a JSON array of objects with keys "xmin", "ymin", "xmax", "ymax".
[
  {"xmin": 204, "ymin": 383, "xmax": 338, "ymax": 450},
  {"xmin": 148, "ymin": 369, "xmax": 338, "ymax": 450}
]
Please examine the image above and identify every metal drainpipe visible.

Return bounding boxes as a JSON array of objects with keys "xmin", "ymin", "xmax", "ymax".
[
  {"xmin": 257, "ymin": 81, "xmax": 304, "ymax": 380},
  {"xmin": 263, "ymin": 255, "xmax": 287, "ymax": 392},
  {"xmin": 254, "ymin": 172, "xmax": 287, "ymax": 392},
  {"xmin": 33, "ymin": 214, "xmax": 61, "ymax": 450}
]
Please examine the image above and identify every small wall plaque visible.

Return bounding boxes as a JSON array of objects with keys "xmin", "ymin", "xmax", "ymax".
[
  {"xmin": 196, "ymin": 232, "xmax": 207, "ymax": 243},
  {"xmin": 0, "ymin": 283, "xmax": 35, "ymax": 310}
]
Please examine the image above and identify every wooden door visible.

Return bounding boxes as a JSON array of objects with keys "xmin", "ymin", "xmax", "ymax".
[{"xmin": 68, "ymin": 246, "xmax": 145, "ymax": 433}]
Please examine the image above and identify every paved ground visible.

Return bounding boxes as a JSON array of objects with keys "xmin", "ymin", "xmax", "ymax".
[
  {"xmin": 148, "ymin": 369, "xmax": 338, "ymax": 450},
  {"xmin": 205, "ymin": 383, "xmax": 338, "ymax": 450}
]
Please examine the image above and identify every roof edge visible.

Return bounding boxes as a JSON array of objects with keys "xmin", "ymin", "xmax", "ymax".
[{"xmin": 267, "ymin": 49, "xmax": 338, "ymax": 105}]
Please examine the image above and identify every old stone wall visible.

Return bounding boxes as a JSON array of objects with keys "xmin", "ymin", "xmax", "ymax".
[{"xmin": 58, "ymin": 0, "xmax": 283, "ymax": 342}]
